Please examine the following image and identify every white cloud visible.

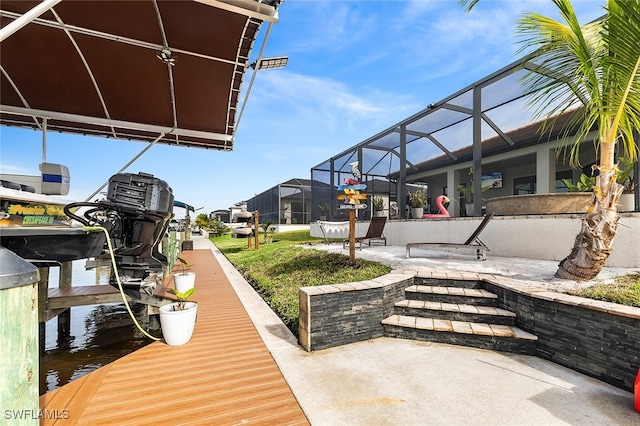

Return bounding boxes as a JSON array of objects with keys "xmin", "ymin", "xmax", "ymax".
[{"xmin": 248, "ymin": 70, "xmax": 418, "ymax": 133}]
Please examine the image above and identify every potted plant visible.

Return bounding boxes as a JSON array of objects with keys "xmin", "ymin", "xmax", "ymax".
[
  {"xmin": 159, "ymin": 287, "xmax": 197, "ymax": 346},
  {"xmin": 561, "ymin": 173, "xmax": 596, "ymax": 192},
  {"xmin": 372, "ymin": 196, "xmax": 386, "ymax": 217},
  {"xmin": 457, "ymin": 168, "xmax": 490, "ymax": 216},
  {"xmin": 409, "ymin": 188, "xmax": 426, "ymax": 219},
  {"xmin": 318, "ymin": 204, "xmax": 327, "ymax": 221},
  {"xmin": 173, "ymin": 256, "xmax": 195, "ymax": 293},
  {"xmin": 617, "ymin": 157, "xmax": 636, "ymax": 211},
  {"xmin": 259, "ymin": 221, "xmax": 274, "ymax": 243}
]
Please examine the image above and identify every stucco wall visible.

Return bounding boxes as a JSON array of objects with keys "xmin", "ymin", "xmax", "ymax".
[{"xmin": 311, "ymin": 213, "xmax": 640, "ymax": 268}]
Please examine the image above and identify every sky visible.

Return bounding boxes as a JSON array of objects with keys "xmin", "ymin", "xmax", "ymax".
[{"xmin": 0, "ymin": 0, "xmax": 605, "ymax": 218}]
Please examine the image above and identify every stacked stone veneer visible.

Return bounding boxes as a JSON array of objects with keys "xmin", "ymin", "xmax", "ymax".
[
  {"xmin": 298, "ymin": 273, "xmax": 414, "ymax": 351},
  {"xmin": 299, "ymin": 271, "xmax": 640, "ymax": 392},
  {"xmin": 483, "ymin": 278, "xmax": 640, "ymax": 392}
]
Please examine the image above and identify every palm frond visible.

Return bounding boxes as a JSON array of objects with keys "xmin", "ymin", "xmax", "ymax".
[
  {"xmin": 514, "ymin": 0, "xmax": 640, "ymax": 167},
  {"xmin": 602, "ymin": 0, "xmax": 640, "ymax": 161},
  {"xmin": 516, "ymin": 1, "xmax": 603, "ymax": 167},
  {"xmin": 458, "ymin": 0, "xmax": 480, "ymax": 13}
]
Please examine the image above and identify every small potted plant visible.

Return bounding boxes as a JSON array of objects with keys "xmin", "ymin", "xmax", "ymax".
[
  {"xmin": 458, "ymin": 168, "xmax": 490, "ymax": 216},
  {"xmin": 259, "ymin": 221, "xmax": 274, "ymax": 243},
  {"xmin": 561, "ymin": 173, "xmax": 596, "ymax": 192},
  {"xmin": 409, "ymin": 188, "xmax": 426, "ymax": 219},
  {"xmin": 159, "ymin": 287, "xmax": 197, "ymax": 346},
  {"xmin": 318, "ymin": 204, "xmax": 328, "ymax": 221},
  {"xmin": 372, "ymin": 196, "xmax": 386, "ymax": 217},
  {"xmin": 173, "ymin": 256, "xmax": 195, "ymax": 293}
]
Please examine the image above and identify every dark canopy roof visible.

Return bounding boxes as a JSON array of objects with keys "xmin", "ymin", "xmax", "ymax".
[{"xmin": 0, "ymin": 0, "xmax": 281, "ymax": 150}]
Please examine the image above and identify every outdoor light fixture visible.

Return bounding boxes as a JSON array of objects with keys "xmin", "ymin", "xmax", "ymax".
[
  {"xmin": 249, "ymin": 55, "xmax": 288, "ymax": 70},
  {"xmin": 236, "ymin": 50, "xmax": 288, "ymax": 132},
  {"xmin": 156, "ymin": 48, "xmax": 175, "ymax": 66}
]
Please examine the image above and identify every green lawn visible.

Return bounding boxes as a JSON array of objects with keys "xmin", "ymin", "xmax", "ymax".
[
  {"xmin": 567, "ymin": 272, "xmax": 640, "ymax": 307},
  {"xmin": 211, "ymin": 230, "xmax": 391, "ymax": 335}
]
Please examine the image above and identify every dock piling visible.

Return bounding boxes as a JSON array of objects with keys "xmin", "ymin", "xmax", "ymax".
[{"xmin": 0, "ymin": 248, "xmax": 40, "ymax": 424}]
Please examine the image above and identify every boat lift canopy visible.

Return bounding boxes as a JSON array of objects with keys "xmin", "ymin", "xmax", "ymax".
[{"xmin": 0, "ymin": 0, "xmax": 281, "ymax": 151}]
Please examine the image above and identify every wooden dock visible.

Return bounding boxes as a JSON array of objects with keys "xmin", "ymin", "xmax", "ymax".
[{"xmin": 39, "ymin": 249, "xmax": 309, "ymax": 425}]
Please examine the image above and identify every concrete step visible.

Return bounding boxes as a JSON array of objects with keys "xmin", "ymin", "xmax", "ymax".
[
  {"xmin": 394, "ymin": 300, "xmax": 516, "ymax": 326},
  {"xmin": 404, "ymin": 285, "xmax": 498, "ymax": 306},
  {"xmin": 414, "ymin": 277, "xmax": 484, "ymax": 289},
  {"xmin": 381, "ymin": 314, "xmax": 538, "ymax": 355}
]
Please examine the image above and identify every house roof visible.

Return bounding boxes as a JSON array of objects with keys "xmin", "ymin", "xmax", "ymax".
[
  {"xmin": 280, "ymin": 178, "xmax": 312, "ymax": 188},
  {"xmin": 0, "ymin": 0, "xmax": 281, "ymax": 150},
  {"xmin": 399, "ymin": 109, "xmax": 583, "ymax": 179}
]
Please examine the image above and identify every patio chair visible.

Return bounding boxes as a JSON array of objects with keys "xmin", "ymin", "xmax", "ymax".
[
  {"xmin": 343, "ymin": 216, "xmax": 387, "ymax": 249},
  {"xmin": 405, "ymin": 212, "xmax": 494, "ymax": 260}
]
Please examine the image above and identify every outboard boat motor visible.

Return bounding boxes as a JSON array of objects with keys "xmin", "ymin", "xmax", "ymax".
[{"xmin": 64, "ymin": 172, "xmax": 174, "ymax": 296}]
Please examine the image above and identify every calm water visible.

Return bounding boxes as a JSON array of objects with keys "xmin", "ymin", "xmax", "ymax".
[{"xmin": 39, "ymin": 261, "xmax": 158, "ymax": 395}]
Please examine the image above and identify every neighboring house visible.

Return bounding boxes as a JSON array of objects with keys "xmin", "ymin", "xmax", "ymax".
[
  {"xmin": 211, "ymin": 209, "xmax": 230, "ymax": 223},
  {"xmin": 229, "ymin": 202, "xmax": 247, "ymax": 223},
  {"xmin": 246, "ymin": 178, "xmax": 312, "ymax": 224}
]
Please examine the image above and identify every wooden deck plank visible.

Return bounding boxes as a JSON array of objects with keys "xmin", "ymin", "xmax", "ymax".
[
  {"xmin": 40, "ymin": 249, "xmax": 309, "ymax": 425},
  {"xmin": 52, "ymin": 365, "xmax": 113, "ymax": 425}
]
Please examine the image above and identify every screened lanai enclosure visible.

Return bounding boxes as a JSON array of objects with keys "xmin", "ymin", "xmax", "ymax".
[
  {"xmin": 311, "ymin": 53, "xmax": 639, "ymax": 221},
  {"xmin": 247, "ymin": 178, "xmax": 312, "ymax": 225}
]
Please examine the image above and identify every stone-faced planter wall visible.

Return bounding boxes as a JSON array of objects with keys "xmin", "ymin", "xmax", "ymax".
[
  {"xmin": 298, "ymin": 273, "xmax": 413, "ymax": 351},
  {"xmin": 483, "ymin": 279, "xmax": 640, "ymax": 392},
  {"xmin": 299, "ymin": 272, "xmax": 640, "ymax": 392},
  {"xmin": 486, "ymin": 193, "xmax": 593, "ymax": 215}
]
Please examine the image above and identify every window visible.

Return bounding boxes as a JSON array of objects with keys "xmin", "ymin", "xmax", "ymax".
[
  {"xmin": 555, "ymin": 170, "xmax": 573, "ymax": 193},
  {"xmin": 513, "ymin": 176, "xmax": 536, "ymax": 195}
]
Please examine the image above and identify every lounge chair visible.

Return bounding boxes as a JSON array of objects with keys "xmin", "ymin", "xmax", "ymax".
[
  {"xmin": 405, "ymin": 212, "xmax": 494, "ymax": 260},
  {"xmin": 343, "ymin": 216, "xmax": 387, "ymax": 249}
]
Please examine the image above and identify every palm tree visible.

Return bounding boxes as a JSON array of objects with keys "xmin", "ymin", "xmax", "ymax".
[{"xmin": 460, "ymin": 0, "xmax": 640, "ymax": 281}]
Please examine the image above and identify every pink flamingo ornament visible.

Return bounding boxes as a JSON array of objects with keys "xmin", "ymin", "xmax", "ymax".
[{"xmin": 422, "ymin": 195, "xmax": 450, "ymax": 218}]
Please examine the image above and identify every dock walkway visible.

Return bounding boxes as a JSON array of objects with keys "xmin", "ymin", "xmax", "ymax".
[{"xmin": 39, "ymin": 248, "xmax": 309, "ymax": 425}]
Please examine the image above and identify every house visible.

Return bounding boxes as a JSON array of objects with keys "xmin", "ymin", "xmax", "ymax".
[{"xmin": 246, "ymin": 178, "xmax": 312, "ymax": 224}]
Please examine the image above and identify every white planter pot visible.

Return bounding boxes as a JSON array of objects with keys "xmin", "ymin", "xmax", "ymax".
[
  {"xmin": 620, "ymin": 193, "xmax": 635, "ymax": 212},
  {"xmin": 411, "ymin": 207, "xmax": 423, "ymax": 219},
  {"xmin": 174, "ymin": 272, "xmax": 196, "ymax": 293},
  {"xmin": 159, "ymin": 302, "xmax": 198, "ymax": 346},
  {"xmin": 374, "ymin": 211, "xmax": 385, "ymax": 217},
  {"xmin": 465, "ymin": 204, "xmax": 474, "ymax": 217}
]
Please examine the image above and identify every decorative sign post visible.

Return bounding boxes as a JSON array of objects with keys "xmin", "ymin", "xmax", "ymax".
[
  {"xmin": 337, "ymin": 162, "xmax": 367, "ymax": 263},
  {"xmin": 248, "ymin": 211, "xmax": 259, "ymax": 250}
]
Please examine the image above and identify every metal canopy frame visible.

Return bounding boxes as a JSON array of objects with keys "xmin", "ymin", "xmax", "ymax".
[
  {"xmin": 311, "ymin": 54, "xmax": 566, "ymax": 217},
  {"xmin": 0, "ymin": 0, "xmax": 281, "ymax": 151}
]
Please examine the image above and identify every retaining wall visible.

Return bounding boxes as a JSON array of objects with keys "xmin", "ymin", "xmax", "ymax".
[
  {"xmin": 298, "ymin": 273, "xmax": 413, "ymax": 351},
  {"xmin": 485, "ymin": 279, "xmax": 640, "ymax": 392},
  {"xmin": 299, "ymin": 272, "xmax": 640, "ymax": 392},
  {"xmin": 311, "ymin": 213, "xmax": 640, "ymax": 268}
]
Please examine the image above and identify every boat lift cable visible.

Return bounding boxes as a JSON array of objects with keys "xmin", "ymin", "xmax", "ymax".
[{"xmin": 84, "ymin": 226, "xmax": 161, "ymax": 341}]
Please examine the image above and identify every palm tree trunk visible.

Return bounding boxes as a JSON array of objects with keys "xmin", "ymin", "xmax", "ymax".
[{"xmin": 555, "ymin": 172, "xmax": 624, "ymax": 281}]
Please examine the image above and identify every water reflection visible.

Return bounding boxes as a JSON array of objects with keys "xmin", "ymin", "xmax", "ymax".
[{"xmin": 39, "ymin": 261, "xmax": 158, "ymax": 395}]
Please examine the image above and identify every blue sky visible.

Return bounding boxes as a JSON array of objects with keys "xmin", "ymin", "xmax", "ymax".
[{"xmin": 0, "ymin": 0, "xmax": 604, "ymax": 218}]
